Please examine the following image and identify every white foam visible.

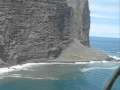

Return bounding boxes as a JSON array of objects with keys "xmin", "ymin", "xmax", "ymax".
[
  {"xmin": 75, "ymin": 62, "xmax": 89, "ymax": 64},
  {"xmin": 101, "ymin": 60, "xmax": 108, "ymax": 63},
  {"xmin": 0, "ymin": 67, "xmax": 15, "ymax": 75},
  {"xmin": 20, "ymin": 76, "xmax": 59, "ymax": 80},
  {"xmin": 0, "ymin": 63, "xmax": 56, "ymax": 75},
  {"xmin": 90, "ymin": 61, "xmax": 95, "ymax": 64},
  {"xmin": 90, "ymin": 60, "xmax": 108, "ymax": 64},
  {"xmin": 80, "ymin": 68, "xmax": 94, "ymax": 72},
  {"xmin": 0, "ymin": 75, "xmax": 59, "ymax": 80},
  {"xmin": 45, "ymin": 77, "xmax": 58, "ymax": 80},
  {"xmin": 0, "ymin": 62, "xmax": 73, "ymax": 75},
  {"xmin": 0, "ymin": 59, "xmax": 117, "ymax": 75},
  {"xmin": 0, "ymin": 74, "xmax": 22, "ymax": 78},
  {"xmin": 0, "ymin": 75, "xmax": 43, "ymax": 80},
  {"xmin": 0, "ymin": 63, "xmax": 37, "ymax": 75},
  {"xmin": 10, "ymin": 74, "xmax": 22, "ymax": 78},
  {"xmin": 109, "ymin": 56, "xmax": 120, "ymax": 60},
  {"xmin": 21, "ymin": 77, "xmax": 59, "ymax": 80},
  {"xmin": 17, "ymin": 76, "xmax": 49, "ymax": 80},
  {"xmin": 75, "ymin": 61, "xmax": 107, "ymax": 64},
  {"xmin": 80, "ymin": 67, "xmax": 118, "ymax": 72}
]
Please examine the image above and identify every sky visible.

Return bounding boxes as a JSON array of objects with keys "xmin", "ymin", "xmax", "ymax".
[{"xmin": 89, "ymin": 0, "xmax": 120, "ymax": 38}]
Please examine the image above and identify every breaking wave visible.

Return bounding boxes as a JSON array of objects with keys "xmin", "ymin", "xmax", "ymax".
[
  {"xmin": 79, "ymin": 66, "xmax": 118, "ymax": 72},
  {"xmin": 0, "ymin": 64, "xmax": 35, "ymax": 75},
  {"xmin": 0, "ymin": 60, "xmax": 112, "ymax": 75},
  {"xmin": 0, "ymin": 59, "xmax": 119, "ymax": 75},
  {"xmin": 0, "ymin": 63, "xmax": 54, "ymax": 75},
  {"xmin": 109, "ymin": 55, "xmax": 120, "ymax": 60},
  {"xmin": 79, "ymin": 67, "xmax": 118, "ymax": 72},
  {"xmin": 75, "ymin": 60, "xmax": 108, "ymax": 64}
]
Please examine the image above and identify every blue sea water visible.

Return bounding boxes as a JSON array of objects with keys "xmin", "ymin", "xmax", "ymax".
[
  {"xmin": 90, "ymin": 37, "xmax": 120, "ymax": 58},
  {"xmin": 0, "ymin": 37, "xmax": 120, "ymax": 90}
]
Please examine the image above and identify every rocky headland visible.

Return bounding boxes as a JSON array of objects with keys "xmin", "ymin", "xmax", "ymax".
[{"xmin": 0, "ymin": 0, "xmax": 112, "ymax": 67}]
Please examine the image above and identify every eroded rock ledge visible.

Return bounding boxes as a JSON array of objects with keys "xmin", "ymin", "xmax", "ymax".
[{"xmin": 0, "ymin": 0, "xmax": 110, "ymax": 67}]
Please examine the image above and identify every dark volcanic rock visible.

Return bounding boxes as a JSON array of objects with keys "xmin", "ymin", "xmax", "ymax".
[{"xmin": 0, "ymin": 0, "xmax": 110, "ymax": 66}]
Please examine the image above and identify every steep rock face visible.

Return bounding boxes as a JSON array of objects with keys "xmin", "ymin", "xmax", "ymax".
[
  {"xmin": 0, "ymin": 0, "xmax": 90, "ymax": 65},
  {"xmin": 66, "ymin": 0, "xmax": 90, "ymax": 46}
]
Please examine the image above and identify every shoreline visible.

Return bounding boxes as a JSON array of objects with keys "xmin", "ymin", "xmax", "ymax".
[
  {"xmin": 0, "ymin": 58, "xmax": 119, "ymax": 75},
  {"xmin": 0, "ymin": 57, "xmax": 119, "ymax": 68},
  {"xmin": 0, "ymin": 53, "xmax": 119, "ymax": 68},
  {"xmin": 0, "ymin": 59, "xmax": 120, "ymax": 75}
]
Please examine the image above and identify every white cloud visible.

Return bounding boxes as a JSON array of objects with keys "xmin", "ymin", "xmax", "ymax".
[
  {"xmin": 90, "ymin": 23, "xmax": 120, "ymax": 38},
  {"xmin": 89, "ymin": 0, "xmax": 120, "ymax": 38},
  {"xmin": 101, "ymin": 0, "xmax": 119, "ymax": 3},
  {"xmin": 90, "ymin": 14, "xmax": 119, "ymax": 20},
  {"xmin": 89, "ymin": 0, "xmax": 119, "ymax": 4},
  {"xmin": 90, "ymin": 23, "xmax": 119, "ymax": 33},
  {"xmin": 89, "ymin": 1, "xmax": 119, "ymax": 14}
]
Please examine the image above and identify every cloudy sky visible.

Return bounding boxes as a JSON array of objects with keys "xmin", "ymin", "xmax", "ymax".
[{"xmin": 89, "ymin": 0, "xmax": 119, "ymax": 38}]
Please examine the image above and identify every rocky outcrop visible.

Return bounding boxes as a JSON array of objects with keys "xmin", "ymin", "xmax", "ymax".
[
  {"xmin": 0, "ymin": 0, "xmax": 110, "ymax": 66},
  {"xmin": 55, "ymin": 39, "xmax": 110, "ymax": 61}
]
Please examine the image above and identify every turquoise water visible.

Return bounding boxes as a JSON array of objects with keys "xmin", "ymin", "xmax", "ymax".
[{"xmin": 0, "ymin": 37, "xmax": 120, "ymax": 90}]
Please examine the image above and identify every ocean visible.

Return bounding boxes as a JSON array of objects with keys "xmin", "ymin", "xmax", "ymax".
[{"xmin": 0, "ymin": 37, "xmax": 120, "ymax": 90}]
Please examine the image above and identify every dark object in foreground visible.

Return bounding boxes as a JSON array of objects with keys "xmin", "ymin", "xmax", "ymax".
[{"xmin": 104, "ymin": 67, "xmax": 120, "ymax": 90}]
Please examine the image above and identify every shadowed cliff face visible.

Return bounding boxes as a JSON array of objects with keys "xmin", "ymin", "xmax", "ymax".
[
  {"xmin": 0, "ymin": 0, "xmax": 90, "ymax": 65},
  {"xmin": 66, "ymin": 0, "xmax": 90, "ymax": 47}
]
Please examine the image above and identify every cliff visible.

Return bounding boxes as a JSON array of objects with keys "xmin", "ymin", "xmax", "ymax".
[{"xmin": 0, "ymin": 0, "xmax": 110, "ymax": 66}]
